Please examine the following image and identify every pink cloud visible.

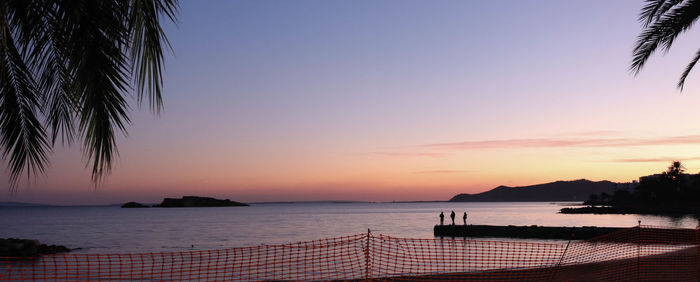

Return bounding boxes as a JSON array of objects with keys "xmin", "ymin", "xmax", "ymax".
[
  {"xmin": 553, "ymin": 130, "xmax": 621, "ymax": 137},
  {"xmin": 614, "ymin": 156, "xmax": 700, "ymax": 163},
  {"xmin": 412, "ymin": 169, "xmax": 469, "ymax": 174},
  {"xmin": 368, "ymin": 151, "xmax": 446, "ymax": 158},
  {"xmin": 419, "ymin": 135, "xmax": 700, "ymax": 150}
]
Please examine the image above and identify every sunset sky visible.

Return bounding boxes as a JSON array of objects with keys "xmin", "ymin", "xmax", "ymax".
[{"xmin": 5, "ymin": 0, "xmax": 700, "ymax": 205}]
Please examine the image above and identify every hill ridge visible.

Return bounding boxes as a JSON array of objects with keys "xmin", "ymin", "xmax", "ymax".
[{"xmin": 449, "ymin": 179, "xmax": 617, "ymax": 202}]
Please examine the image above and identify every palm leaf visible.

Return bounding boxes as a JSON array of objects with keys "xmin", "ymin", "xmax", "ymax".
[
  {"xmin": 0, "ymin": 19, "xmax": 50, "ymax": 187},
  {"xmin": 24, "ymin": 1, "xmax": 78, "ymax": 145},
  {"xmin": 63, "ymin": 0, "xmax": 131, "ymax": 182},
  {"xmin": 631, "ymin": 0, "xmax": 700, "ymax": 77},
  {"xmin": 678, "ymin": 48, "xmax": 700, "ymax": 90},
  {"xmin": 639, "ymin": 0, "xmax": 684, "ymax": 27},
  {"xmin": 0, "ymin": 0, "xmax": 178, "ymax": 186},
  {"xmin": 128, "ymin": 0, "xmax": 178, "ymax": 113}
]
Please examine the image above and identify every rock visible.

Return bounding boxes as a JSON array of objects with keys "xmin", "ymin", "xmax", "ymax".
[
  {"xmin": 154, "ymin": 196, "xmax": 249, "ymax": 207},
  {"xmin": 0, "ymin": 238, "xmax": 71, "ymax": 257},
  {"xmin": 37, "ymin": 244, "xmax": 71, "ymax": 254},
  {"xmin": 121, "ymin": 202, "xmax": 149, "ymax": 208}
]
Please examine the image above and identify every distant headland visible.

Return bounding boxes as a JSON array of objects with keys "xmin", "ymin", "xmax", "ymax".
[
  {"xmin": 561, "ymin": 161, "xmax": 700, "ymax": 215},
  {"xmin": 121, "ymin": 196, "xmax": 249, "ymax": 208},
  {"xmin": 449, "ymin": 179, "xmax": 617, "ymax": 202}
]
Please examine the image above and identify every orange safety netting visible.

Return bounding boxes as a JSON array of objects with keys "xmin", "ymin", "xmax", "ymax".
[{"xmin": 1, "ymin": 225, "xmax": 698, "ymax": 281}]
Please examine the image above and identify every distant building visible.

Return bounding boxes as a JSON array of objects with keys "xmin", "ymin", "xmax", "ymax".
[
  {"xmin": 639, "ymin": 174, "xmax": 663, "ymax": 183},
  {"xmin": 613, "ymin": 173, "xmax": 699, "ymax": 194},
  {"xmin": 639, "ymin": 173, "xmax": 695, "ymax": 183}
]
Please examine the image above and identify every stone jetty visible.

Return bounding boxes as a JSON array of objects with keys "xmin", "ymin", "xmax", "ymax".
[{"xmin": 434, "ymin": 224, "xmax": 625, "ymax": 240}]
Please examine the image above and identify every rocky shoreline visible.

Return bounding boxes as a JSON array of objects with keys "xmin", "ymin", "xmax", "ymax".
[{"xmin": 0, "ymin": 238, "xmax": 73, "ymax": 257}]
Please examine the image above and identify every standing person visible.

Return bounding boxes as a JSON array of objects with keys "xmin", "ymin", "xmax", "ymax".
[
  {"xmin": 463, "ymin": 212, "xmax": 467, "ymax": 225},
  {"xmin": 450, "ymin": 211, "xmax": 455, "ymax": 225},
  {"xmin": 439, "ymin": 212, "xmax": 444, "ymax": 225}
]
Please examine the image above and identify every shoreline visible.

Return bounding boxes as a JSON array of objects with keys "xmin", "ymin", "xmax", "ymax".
[
  {"xmin": 560, "ymin": 206, "xmax": 700, "ymax": 215},
  {"xmin": 433, "ymin": 224, "xmax": 698, "ymax": 241}
]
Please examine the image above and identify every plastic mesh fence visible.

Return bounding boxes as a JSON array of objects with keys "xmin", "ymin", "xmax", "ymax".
[{"xmin": 1, "ymin": 225, "xmax": 698, "ymax": 281}]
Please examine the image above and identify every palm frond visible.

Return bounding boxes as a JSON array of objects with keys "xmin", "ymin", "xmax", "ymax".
[
  {"xmin": 677, "ymin": 48, "xmax": 700, "ymax": 90},
  {"xmin": 128, "ymin": 0, "xmax": 178, "ymax": 113},
  {"xmin": 43, "ymin": 72, "xmax": 77, "ymax": 145},
  {"xmin": 639, "ymin": 0, "xmax": 685, "ymax": 27},
  {"xmin": 23, "ymin": 1, "xmax": 78, "ymax": 145},
  {"xmin": 631, "ymin": 0, "xmax": 700, "ymax": 75},
  {"xmin": 0, "ymin": 20, "xmax": 50, "ymax": 187},
  {"xmin": 0, "ymin": 0, "xmax": 178, "ymax": 187},
  {"xmin": 63, "ymin": 0, "xmax": 132, "ymax": 183}
]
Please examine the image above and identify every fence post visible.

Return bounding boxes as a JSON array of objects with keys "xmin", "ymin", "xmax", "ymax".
[
  {"xmin": 365, "ymin": 229, "xmax": 371, "ymax": 280},
  {"xmin": 637, "ymin": 221, "xmax": 641, "ymax": 281},
  {"xmin": 696, "ymin": 223, "xmax": 699, "ymax": 280},
  {"xmin": 550, "ymin": 234, "xmax": 572, "ymax": 282}
]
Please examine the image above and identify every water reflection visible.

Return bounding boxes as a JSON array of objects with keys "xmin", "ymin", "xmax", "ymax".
[{"xmin": 1, "ymin": 202, "xmax": 699, "ymax": 254}]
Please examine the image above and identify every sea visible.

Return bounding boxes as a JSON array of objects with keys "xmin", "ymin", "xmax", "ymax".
[{"xmin": 1, "ymin": 202, "xmax": 698, "ymax": 254}]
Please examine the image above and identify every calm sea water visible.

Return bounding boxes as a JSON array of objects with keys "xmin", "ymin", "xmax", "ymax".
[{"xmin": 1, "ymin": 202, "xmax": 698, "ymax": 254}]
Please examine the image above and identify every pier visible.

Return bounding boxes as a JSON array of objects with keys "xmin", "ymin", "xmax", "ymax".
[{"xmin": 434, "ymin": 224, "xmax": 626, "ymax": 240}]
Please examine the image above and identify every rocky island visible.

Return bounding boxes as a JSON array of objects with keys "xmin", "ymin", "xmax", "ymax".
[
  {"xmin": 121, "ymin": 196, "xmax": 249, "ymax": 208},
  {"xmin": 121, "ymin": 202, "xmax": 149, "ymax": 208},
  {"xmin": 153, "ymin": 196, "xmax": 249, "ymax": 207}
]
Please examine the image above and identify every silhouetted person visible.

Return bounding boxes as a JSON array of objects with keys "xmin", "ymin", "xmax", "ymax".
[
  {"xmin": 439, "ymin": 212, "xmax": 444, "ymax": 225},
  {"xmin": 450, "ymin": 211, "xmax": 455, "ymax": 225},
  {"xmin": 463, "ymin": 212, "xmax": 467, "ymax": 225}
]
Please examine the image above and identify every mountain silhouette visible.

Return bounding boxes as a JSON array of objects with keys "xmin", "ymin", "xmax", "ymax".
[{"xmin": 449, "ymin": 179, "xmax": 617, "ymax": 202}]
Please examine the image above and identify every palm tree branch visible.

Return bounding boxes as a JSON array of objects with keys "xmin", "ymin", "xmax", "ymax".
[
  {"xmin": 128, "ymin": 0, "xmax": 178, "ymax": 113},
  {"xmin": 18, "ymin": 2, "xmax": 79, "ymax": 145},
  {"xmin": 640, "ymin": 0, "xmax": 685, "ymax": 27},
  {"xmin": 64, "ymin": 0, "xmax": 131, "ymax": 182},
  {"xmin": 631, "ymin": 0, "xmax": 700, "ymax": 74},
  {"xmin": 0, "ymin": 0, "xmax": 178, "ymax": 186},
  {"xmin": 677, "ymin": 48, "xmax": 700, "ymax": 89},
  {"xmin": 41, "ymin": 13, "xmax": 79, "ymax": 145},
  {"xmin": 0, "ymin": 19, "xmax": 50, "ymax": 187}
]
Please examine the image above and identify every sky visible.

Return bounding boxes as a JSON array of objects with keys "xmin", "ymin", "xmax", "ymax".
[{"xmin": 5, "ymin": 0, "xmax": 700, "ymax": 205}]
